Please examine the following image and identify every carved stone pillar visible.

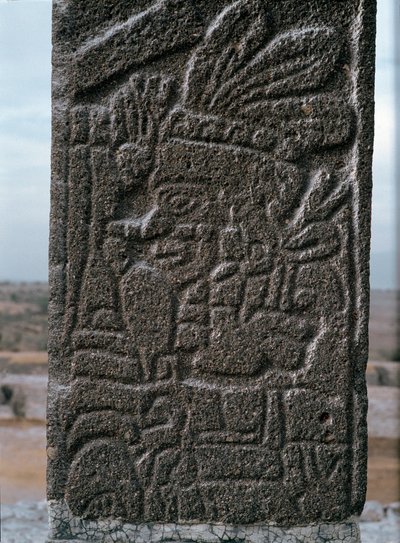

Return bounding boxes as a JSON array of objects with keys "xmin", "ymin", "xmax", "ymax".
[{"xmin": 48, "ymin": 1, "xmax": 376, "ymax": 541}]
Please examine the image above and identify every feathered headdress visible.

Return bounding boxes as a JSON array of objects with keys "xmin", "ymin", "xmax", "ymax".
[{"xmin": 165, "ymin": 0, "xmax": 353, "ymax": 160}]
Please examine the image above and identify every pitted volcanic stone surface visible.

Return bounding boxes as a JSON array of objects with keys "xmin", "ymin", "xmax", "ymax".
[{"xmin": 48, "ymin": 0, "xmax": 376, "ymax": 532}]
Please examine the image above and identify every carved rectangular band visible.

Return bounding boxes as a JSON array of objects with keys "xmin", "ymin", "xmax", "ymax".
[{"xmin": 48, "ymin": 0, "xmax": 376, "ymax": 535}]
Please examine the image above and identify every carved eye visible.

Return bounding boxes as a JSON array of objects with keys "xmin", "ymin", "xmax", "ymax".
[
  {"xmin": 168, "ymin": 194, "xmax": 193, "ymax": 215},
  {"xmin": 156, "ymin": 184, "xmax": 206, "ymax": 217}
]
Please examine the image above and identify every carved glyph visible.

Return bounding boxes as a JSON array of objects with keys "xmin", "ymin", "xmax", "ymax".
[{"xmin": 48, "ymin": 0, "xmax": 374, "ymax": 529}]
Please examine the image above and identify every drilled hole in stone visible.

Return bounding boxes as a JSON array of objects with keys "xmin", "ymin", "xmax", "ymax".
[{"xmin": 319, "ymin": 412, "xmax": 332, "ymax": 424}]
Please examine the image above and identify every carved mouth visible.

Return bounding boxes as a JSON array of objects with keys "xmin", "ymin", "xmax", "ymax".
[{"xmin": 151, "ymin": 240, "xmax": 194, "ymax": 267}]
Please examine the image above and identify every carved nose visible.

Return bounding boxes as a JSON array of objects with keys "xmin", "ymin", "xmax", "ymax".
[{"xmin": 140, "ymin": 208, "xmax": 173, "ymax": 240}]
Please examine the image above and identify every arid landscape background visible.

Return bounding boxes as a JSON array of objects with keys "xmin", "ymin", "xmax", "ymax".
[{"xmin": 0, "ymin": 282, "xmax": 399, "ymax": 507}]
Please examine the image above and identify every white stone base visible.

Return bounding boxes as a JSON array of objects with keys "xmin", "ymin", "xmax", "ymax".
[{"xmin": 47, "ymin": 501, "xmax": 360, "ymax": 542}]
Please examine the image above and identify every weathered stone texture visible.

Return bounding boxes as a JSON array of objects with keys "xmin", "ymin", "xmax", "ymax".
[
  {"xmin": 48, "ymin": 500, "xmax": 361, "ymax": 543},
  {"xmin": 48, "ymin": 0, "xmax": 376, "ymax": 536}
]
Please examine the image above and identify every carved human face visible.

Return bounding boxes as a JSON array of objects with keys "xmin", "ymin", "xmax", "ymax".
[
  {"xmin": 106, "ymin": 138, "xmax": 319, "ymax": 378},
  {"xmin": 138, "ymin": 141, "xmax": 274, "ymax": 287}
]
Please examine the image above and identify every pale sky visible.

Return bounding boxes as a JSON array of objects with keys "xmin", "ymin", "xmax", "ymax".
[{"xmin": 0, "ymin": 0, "xmax": 397, "ymax": 288}]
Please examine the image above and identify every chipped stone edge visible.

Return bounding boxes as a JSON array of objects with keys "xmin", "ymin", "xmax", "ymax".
[{"xmin": 47, "ymin": 501, "xmax": 361, "ymax": 542}]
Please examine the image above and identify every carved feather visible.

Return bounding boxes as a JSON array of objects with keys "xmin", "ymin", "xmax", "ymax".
[
  {"xmin": 296, "ymin": 170, "xmax": 350, "ymax": 225},
  {"xmin": 283, "ymin": 223, "xmax": 341, "ymax": 263},
  {"xmin": 185, "ymin": 0, "xmax": 343, "ymax": 117},
  {"xmin": 184, "ymin": 0, "xmax": 272, "ymax": 112},
  {"xmin": 111, "ymin": 74, "xmax": 175, "ymax": 150},
  {"xmin": 282, "ymin": 170, "xmax": 350, "ymax": 263}
]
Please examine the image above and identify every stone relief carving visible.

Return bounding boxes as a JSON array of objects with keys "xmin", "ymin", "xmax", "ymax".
[{"xmin": 49, "ymin": 0, "xmax": 368, "ymax": 528}]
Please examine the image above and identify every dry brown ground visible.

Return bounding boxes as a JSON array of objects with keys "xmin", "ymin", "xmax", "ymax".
[
  {"xmin": 367, "ymin": 437, "xmax": 400, "ymax": 503},
  {"xmin": 0, "ymin": 350, "xmax": 48, "ymax": 375},
  {"xmin": 1, "ymin": 351, "xmax": 48, "ymax": 364},
  {"xmin": 0, "ymin": 282, "xmax": 48, "ymax": 352},
  {"xmin": 0, "ymin": 421, "xmax": 46, "ymax": 504}
]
